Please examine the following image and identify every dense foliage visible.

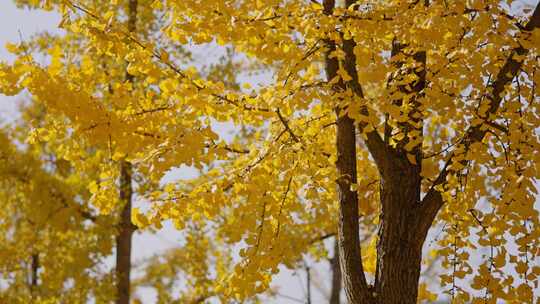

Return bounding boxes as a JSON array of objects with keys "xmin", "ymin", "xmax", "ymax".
[{"xmin": 1, "ymin": 0, "xmax": 539, "ymax": 303}]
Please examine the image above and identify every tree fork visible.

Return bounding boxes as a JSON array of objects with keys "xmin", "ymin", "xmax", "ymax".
[
  {"xmin": 373, "ymin": 40, "xmax": 427, "ymax": 303},
  {"xmin": 323, "ymin": 0, "xmax": 432, "ymax": 302}
]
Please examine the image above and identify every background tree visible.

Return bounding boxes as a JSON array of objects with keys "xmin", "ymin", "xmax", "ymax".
[
  {"xmin": 2, "ymin": 1, "xmax": 316, "ymax": 303},
  {"xmin": 0, "ymin": 110, "xmax": 117, "ymax": 302}
]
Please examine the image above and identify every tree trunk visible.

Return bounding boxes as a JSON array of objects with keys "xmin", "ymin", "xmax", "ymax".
[
  {"xmin": 374, "ymin": 162, "xmax": 424, "ymax": 303},
  {"xmin": 115, "ymin": 160, "xmax": 134, "ymax": 304},
  {"xmin": 371, "ymin": 38, "xmax": 427, "ymax": 303},
  {"xmin": 30, "ymin": 253, "xmax": 39, "ymax": 299},
  {"xmin": 306, "ymin": 265, "xmax": 312, "ymax": 304},
  {"xmin": 322, "ymin": 0, "xmax": 428, "ymax": 303},
  {"xmin": 31, "ymin": 253, "xmax": 39, "ymax": 287},
  {"xmin": 323, "ymin": 0, "xmax": 373, "ymax": 302},
  {"xmin": 115, "ymin": 2, "xmax": 138, "ymax": 304},
  {"xmin": 329, "ymin": 238, "xmax": 341, "ymax": 304},
  {"xmin": 335, "ymin": 112, "xmax": 373, "ymax": 303}
]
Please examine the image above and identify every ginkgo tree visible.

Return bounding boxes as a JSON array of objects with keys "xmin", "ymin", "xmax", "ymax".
[
  {"xmin": 0, "ymin": 118, "xmax": 118, "ymax": 302},
  {"xmin": 0, "ymin": 43, "xmax": 263, "ymax": 304},
  {"xmin": 1, "ymin": 1, "xmax": 262, "ymax": 304},
  {"xmin": 0, "ymin": 100, "xmax": 254, "ymax": 304},
  {"xmin": 1, "ymin": 0, "xmax": 540, "ymax": 303},
  {"xmin": 2, "ymin": 1, "xmax": 310, "ymax": 303}
]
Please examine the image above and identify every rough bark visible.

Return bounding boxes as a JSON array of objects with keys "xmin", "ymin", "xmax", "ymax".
[
  {"xmin": 329, "ymin": 238, "xmax": 341, "ymax": 304},
  {"xmin": 374, "ymin": 161, "xmax": 424, "ymax": 303},
  {"xmin": 115, "ymin": 3, "xmax": 138, "ymax": 304}
]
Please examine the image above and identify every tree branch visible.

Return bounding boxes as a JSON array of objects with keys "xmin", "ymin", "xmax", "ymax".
[
  {"xmin": 418, "ymin": 1, "xmax": 540, "ymax": 234},
  {"xmin": 276, "ymin": 109, "xmax": 301, "ymax": 143}
]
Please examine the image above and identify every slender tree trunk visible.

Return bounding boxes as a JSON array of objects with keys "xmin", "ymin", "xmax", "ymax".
[
  {"xmin": 334, "ymin": 112, "xmax": 372, "ymax": 303},
  {"xmin": 306, "ymin": 265, "xmax": 312, "ymax": 304},
  {"xmin": 115, "ymin": 3, "xmax": 138, "ymax": 304},
  {"xmin": 323, "ymin": 0, "xmax": 373, "ymax": 302},
  {"xmin": 116, "ymin": 160, "xmax": 134, "ymax": 304},
  {"xmin": 31, "ymin": 253, "xmax": 39, "ymax": 287},
  {"xmin": 30, "ymin": 253, "xmax": 39, "ymax": 299},
  {"xmin": 329, "ymin": 238, "xmax": 341, "ymax": 304}
]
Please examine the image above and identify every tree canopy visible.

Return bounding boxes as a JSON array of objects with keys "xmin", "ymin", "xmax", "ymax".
[{"xmin": 1, "ymin": 0, "xmax": 539, "ymax": 303}]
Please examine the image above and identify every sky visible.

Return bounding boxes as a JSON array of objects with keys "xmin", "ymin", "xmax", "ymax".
[
  {"xmin": 0, "ymin": 2, "xmax": 58, "ymax": 123},
  {"xmin": 0, "ymin": 2, "xmax": 330, "ymax": 303}
]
